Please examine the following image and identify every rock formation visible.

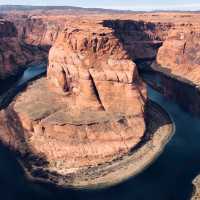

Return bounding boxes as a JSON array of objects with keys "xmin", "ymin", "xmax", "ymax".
[
  {"xmin": 2, "ymin": 19, "xmax": 147, "ymax": 169},
  {"xmin": 0, "ymin": 14, "xmax": 69, "ymax": 80},
  {"xmin": 102, "ymin": 20, "xmax": 171, "ymax": 61}
]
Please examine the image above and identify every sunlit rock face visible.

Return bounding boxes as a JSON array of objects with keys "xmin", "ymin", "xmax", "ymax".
[
  {"xmin": 47, "ymin": 20, "xmax": 147, "ymax": 113},
  {"xmin": 42, "ymin": 19, "xmax": 147, "ymax": 168}
]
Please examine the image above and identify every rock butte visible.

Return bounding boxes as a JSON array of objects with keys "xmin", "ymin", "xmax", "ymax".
[
  {"xmin": 0, "ymin": 11, "xmax": 200, "ymax": 189},
  {"xmin": 1, "ymin": 18, "xmax": 148, "ymax": 175}
]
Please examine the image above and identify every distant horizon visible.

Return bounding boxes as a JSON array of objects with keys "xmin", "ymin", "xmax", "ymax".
[
  {"xmin": 0, "ymin": 0, "xmax": 200, "ymax": 11},
  {"xmin": 0, "ymin": 4, "xmax": 200, "ymax": 12}
]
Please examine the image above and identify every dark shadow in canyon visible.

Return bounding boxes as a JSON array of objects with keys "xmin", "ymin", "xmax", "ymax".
[
  {"xmin": 0, "ymin": 63, "xmax": 47, "ymax": 110},
  {"xmin": 0, "ymin": 103, "xmax": 79, "ymax": 200},
  {"xmin": 101, "ymin": 19, "xmax": 175, "ymax": 87},
  {"xmin": 102, "ymin": 19, "xmax": 164, "ymax": 63},
  {"xmin": 0, "ymin": 70, "xmax": 24, "ymax": 94}
]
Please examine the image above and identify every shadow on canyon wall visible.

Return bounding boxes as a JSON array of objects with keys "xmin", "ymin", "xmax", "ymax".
[{"xmin": 0, "ymin": 19, "xmax": 197, "ymax": 200}]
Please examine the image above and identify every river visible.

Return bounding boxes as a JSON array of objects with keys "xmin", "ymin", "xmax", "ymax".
[{"xmin": 0, "ymin": 65, "xmax": 200, "ymax": 200}]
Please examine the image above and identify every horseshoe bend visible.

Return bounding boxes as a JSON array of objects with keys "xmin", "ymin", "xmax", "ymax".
[
  {"xmin": 1, "ymin": 7, "xmax": 200, "ymax": 198},
  {"xmin": 0, "ymin": 15, "xmax": 176, "ymax": 188}
]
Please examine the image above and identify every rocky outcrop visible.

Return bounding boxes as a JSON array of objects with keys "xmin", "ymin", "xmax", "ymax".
[
  {"xmin": 0, "ymin": 19, "xmax": 22, "ymax": 78},
  {"xmin": 1, "ymin": 78, "xmax": 146, "ymax": 169},
  {"xmin": 11, "ymin": 15, "xmax": 67, "ymax": 49}
]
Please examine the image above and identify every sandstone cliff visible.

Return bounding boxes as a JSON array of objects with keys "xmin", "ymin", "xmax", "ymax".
[
  {"xmin": 11, "ymin": 15, "xmax": 67, "ymax": 49},
  {"xmin": 0, "ymin": 19, "xmax": 46, "ymax": 80},
  {"xmin": 147, "ymin": 22, "xmax": 200, "ymax": 114},
  {"xmin": 156, "ymin": 24, "xmax": 200, "ymax": 86},
  {"xmin": 0, "ymin": 14, "xmax": 68, "ymax": 80},
  {"xmin": 0, "ymin": 19, "xmax": 25, "ymax": 79}
]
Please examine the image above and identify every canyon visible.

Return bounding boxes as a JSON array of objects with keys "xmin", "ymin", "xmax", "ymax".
[{"xmin": 0, "ymin": 6, "xmax": 200, "ymax": 198}]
